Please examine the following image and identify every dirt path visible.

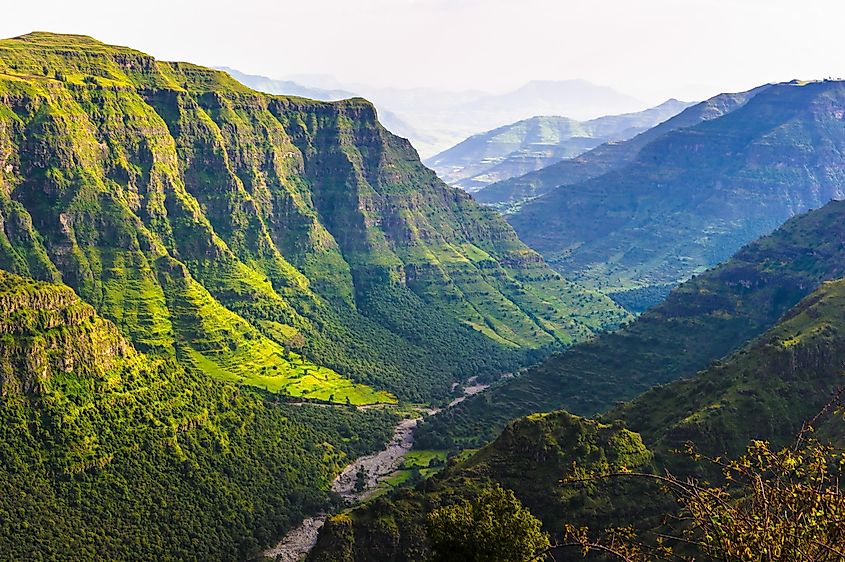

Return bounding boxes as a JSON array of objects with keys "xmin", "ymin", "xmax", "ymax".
[
  {"xmin": 263, "ymin": 416, "xmax": 421, "ymax": 560},
  {"xmin": 332, "ymin": 417, "xmax": 419, "ymax": 501}
]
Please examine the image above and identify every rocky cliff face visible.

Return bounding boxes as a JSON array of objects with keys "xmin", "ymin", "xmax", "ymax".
[{"xmin": 0, "ymin": 32, "xmax": 627, "ymax": 403}]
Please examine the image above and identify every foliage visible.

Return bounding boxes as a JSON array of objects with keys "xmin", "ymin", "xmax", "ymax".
[
  {"xmin": 559, "ymin": 436, "xmax": 845, "ymax": 561},
  {"xmin": 427, "ymin": 485, "xmax": 550, "ymax": 562},
  {"xmin": 0, "ymin": 270, "xmax": 399, "ymax": 560},
  {"xmin": 416, "ymin": 199, "xmax": 845, "ymax": 449},
  {"xmin": 307, "ymin": 411, "xmax": 654, "ymax": 562},
  {"xmin": 0, "ymin": 31, "xmax": 627, "ymax": 407}
]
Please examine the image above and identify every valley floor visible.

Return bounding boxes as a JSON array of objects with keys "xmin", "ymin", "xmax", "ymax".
[{"xmin": 264, "ymin": 381, "xmax": 491, "ymax": 561}]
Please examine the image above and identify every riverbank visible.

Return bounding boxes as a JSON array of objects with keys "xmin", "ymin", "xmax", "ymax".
[{"xmin": 263, "ymin": 382, "xmax": 488, "ymax": 561}]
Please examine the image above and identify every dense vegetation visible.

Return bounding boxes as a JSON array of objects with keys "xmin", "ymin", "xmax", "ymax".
[
  {"xmin": 0, "ymin": 32, "xmax": 627, "ymax": 408},
  {"xmin": 311, "ymin": 267, "xmax": 845, "ymax": 561},
  {"xmin": 416, "ymin": 199, "xmax": 845, "ymax": 449},
  {"xmin": 309, "ymin": 410, "xmax": 652, "ymax": 562},
  {"xmin": 507, "ymin": 80, "xmax": 845, "ymax": 292},
  {"xmin": 0, "ymin": 271, "xmax": 398, "ymax": 560}
]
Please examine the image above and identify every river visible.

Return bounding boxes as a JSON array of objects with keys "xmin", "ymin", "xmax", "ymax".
[{"xmin": 263, "ymin": 381, "xmax": 488, "ymax": 561}]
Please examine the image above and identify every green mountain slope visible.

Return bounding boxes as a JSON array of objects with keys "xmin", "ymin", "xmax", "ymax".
[
  {"xmin": 609, "ymin": 276, "xmax": 845, "ymax": 463},
  {"xmin": 309, "ymin": 270, "xmax": 845, "ymax": 562},
  {"xmin": 0, "ymin": 32, "xmax": 627, "ymax": 404},
  {"xmin": 424, "ymin": 100, "xmax": 690, "ymax": 192},
  {"xmin": 308, "ymin": 410, "xmax": 653, "ymax": 562},
  {"xmin": 507, "ymin": 80, "xmax": 845, "ymax": 292},
  {"xmin": 474, "ymin": 87, "xmax": 765, "ymax": 210},
  {"xmin": 0, "ymin": 270, "xmax": 398, "ymax": 560},
  {"xmin": 416, "ymin": 199, "xmax": 845, "ymax": 449}
]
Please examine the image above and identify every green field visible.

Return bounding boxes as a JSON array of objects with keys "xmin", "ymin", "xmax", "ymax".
[{"xmin": 399, "ymin": 450, "xmax": 448, "ymax": 469}]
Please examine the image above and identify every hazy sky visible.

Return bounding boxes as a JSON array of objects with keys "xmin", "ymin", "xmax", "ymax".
[{"xmin": 3, "ymin": 0, "xmax": 843, "ymax": 103}]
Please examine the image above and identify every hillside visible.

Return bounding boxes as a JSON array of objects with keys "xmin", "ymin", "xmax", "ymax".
[
  {"xmin": 424, "ymin": 99, "xmax": 690, "ymax": 192},
  {"xmin": 0, "ymin": 32, "xmax": 627, "ymax": 405},
  {"xmin": 416, "ymin": 199, "xmax": 845, "ymax": 449},
  {"xmin": 219, "ymin": 67, "xmax": 423, "ymax": 145},
  {"xmin": 0, "ymin": 270, "xmax": 398, "ymax": 560},
  {"xmin": 609, "ymin": 276, "xmax": 845, "ymax": 462},
  {"xmin": 507, "ymin": 80, "xmax": 845, "ymax": 293},
  {"xmin": 308, "ymin": 411, "xmax": 653, "ymax": 562},
  {"xmin": 308, "ymin": 267, "xmax": 845, "ymax": 562},
  {"xmin": 474, "ymin": 86, "xmax": 766, "ymax": 210}
]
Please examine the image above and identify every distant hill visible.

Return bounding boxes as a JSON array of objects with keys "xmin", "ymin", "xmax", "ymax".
[
  {"xmin": 474, "ymin": 86, "xmax": 766, "ymax": 209},
  {"xmin": 269, "ymin": 75, "xmax": 649, "ymax": 157},
  {"xmin": 416, "ymin": 198, "xmax": 845, "ymax": 449},
  {"xmin": 310, "ymin": 258, "xmax": 845, "ymax": 562},
  {"xmin": 506, "ymin": 80, "xmax": 845, "ymax": 294},
  {"xmin": 425, "ymin": 99, "xmax": 691, "ymax": 192}
]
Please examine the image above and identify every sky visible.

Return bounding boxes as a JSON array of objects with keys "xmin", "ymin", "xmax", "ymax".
[{"xmin": 2, "ymin": 0, "xmax": 844, "ymax": 103}]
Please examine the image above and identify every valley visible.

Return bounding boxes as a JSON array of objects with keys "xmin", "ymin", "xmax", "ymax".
[
  {"xmin": 265, "ymin": 380, "xmax": 493, "ymax": 562},
  {"xmin": 2, "ymin": 13, "xmax": 845, "ymax": 562}
]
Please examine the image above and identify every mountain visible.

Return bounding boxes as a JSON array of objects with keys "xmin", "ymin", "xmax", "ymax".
[
  {"xmin": 506, "ymin": 80, "xmax": 845, "ymax": 294},
  {"xmin": 218, "ymin": 67, "xmax": 425, "ymax": 145},
  {"xmin": 0, "ymin": 31, "xmax": 628, "ymax": 410},
  {"xmin": 474, "ymin": 86, "xmax": 767, "ymax": 210},
  {"xmin": 216, "ymin": 66, "xmax": 357, "ymax": 101},
  {"xmin": 459, "ymin": 79, "xmax": 646, "ymax": 124},
  {"xmin": 424, "ymin": 100, "xmax": 691, "ymax": 192},
  {"xmin": 308, "ymin": 269, "xmax": 845, "ymax": 562},
  {"xmin": 280, "ymin": 77, "xmax": 647, "ymax": 157},
  {"xmin": 0, "ymin": 270, "xmax": 398, "ymax": 560},
  {"xmin": 416, "ymin": 198, "xmax": 845, "ymax": 449},
  {"xmin": 308, "ymin": 410, "xmax": 653, "ymax": 562}
]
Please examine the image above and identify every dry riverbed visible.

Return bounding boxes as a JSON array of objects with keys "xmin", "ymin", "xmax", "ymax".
[{"xmin": 263, "ymin": 380, "xmax": 489, "ymax": 561}]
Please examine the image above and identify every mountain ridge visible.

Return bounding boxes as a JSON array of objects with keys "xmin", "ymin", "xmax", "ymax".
[
  {"xmin": 474, "ymin": 85, "xmax": 768, "ymax": 210},
  {"xmin": 506, "ymin": 80, "xmax": 845, "ymax": 292},
  {"xmin": 0, "ymin": 31, "xmax": 627, "ymax": 405},
  {"xmin": 424, "ymin": 99, "xmax": 691, "ymax": 192}
]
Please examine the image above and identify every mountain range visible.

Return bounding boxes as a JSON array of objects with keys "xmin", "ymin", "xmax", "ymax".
[
  {"xmin": 486, "ymin": 80, "xmax": 845, "ymax": 301},
  {"xmin": 311, "ymin": 192, "xmax": 845, "ymax": 562},
  {"xmin": 224, "ymin": 69, "xmax": 650, "ymax": 157},
  {"xmin": 474, "ymin": 86, "xmax": 767, "ymax": 210},
  {"xmin": 0, "ymin": 32, "xmax": 629, "ymax": 559},
  {"xmin": 423, "ymin": 99, "xmax": 691, "ymax": 192}
]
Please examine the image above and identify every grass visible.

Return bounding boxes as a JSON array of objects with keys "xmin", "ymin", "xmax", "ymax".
[
  {"xmin": 400, "ymin": 450, "xmax": 448, "ymax": 469},
  {"xmin": 186, "ymin": 348, "xmax": 396, "ymax": 406}
]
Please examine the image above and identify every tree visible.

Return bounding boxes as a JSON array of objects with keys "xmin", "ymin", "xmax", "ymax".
[
  {"xmin": 427, "ymin": 484, "xmax": 550, "ymax": 562},
  {"xmin": 553, "ymin": 430, "xmax": 845, "ymax": 561}
]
